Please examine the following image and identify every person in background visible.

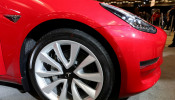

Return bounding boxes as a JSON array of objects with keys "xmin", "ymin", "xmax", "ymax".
[
  {"xmin": 151, "ymin": 9, "xmax": 160, "ymax": 25},
  {"xmin": 145, "ymin": 12, "xmax": 151, "ymax": 21},
  {"xmin": 166, "ymin": 6, "xmax": 175, "ymax": 30},
  {"xmin": 168, "ymin": 6, "xmax": 175, "ymax": 47},
  {"xmin": 134, "ymin": 3, "xmax": 139, "ymax": 16},
  {"xmin": 142, "ymin": 11, "xmax": 147, "ymax": 20},
  {"xmin": 139, "ymin": 12, "xmax": 143, "ymax": 17},
  {"xmin": 161, "ymin": 13, "xmax": 168, "ymax": 29}
]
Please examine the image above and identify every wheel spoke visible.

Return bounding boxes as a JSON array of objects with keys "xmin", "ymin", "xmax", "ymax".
[
  {"xmin": 67, "ymin": 43, "xmax": 80, "ymax": 68},
  {"xmin": 53, "ymin": 42, "xmax": 68, "ymax": 68},
  {"xmin": 36, "ymin": 71, "xmax": 63, "ymax": 77},
  {"xmin": 59, "ymin": 80, "xmax": 68, "ymax": 100},
  {"xmin": 75, "ymin": 73, "xmax": 102, "ymax": 83},
  {"xmin": 84, "ymin": 97, "xmax": 94, "ymax": 100},
  {"xmin": 73, "ymin": 78, "xmax": 96, "ymax": 99},
  {"xmin": 71, "ymin": 81, "xmax": 82, "ymax": 100},
  {"xmin": 36, "ymin": 40, "xmax": 103, "ymax": 100},
  {"xmin": 74, "ymin": 55, "xmax": 96, "ymax": 74},
  {"xmin": 42, "ymin": 79, "xmax": 66, "ymax": 94},
  {"xmin": 40, "ymin": 52, "xmax": 63, "ymax": 72}
]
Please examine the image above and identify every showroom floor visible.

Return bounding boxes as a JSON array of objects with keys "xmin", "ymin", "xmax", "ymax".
[{"xmin": 0, "ymin": 32, "xmax": 174, "ymax": 100}]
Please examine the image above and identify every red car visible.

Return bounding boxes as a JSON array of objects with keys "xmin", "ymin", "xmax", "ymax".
[{"xmin": 0, "ymin": 0, "xmax": 166, "ymax": 100}]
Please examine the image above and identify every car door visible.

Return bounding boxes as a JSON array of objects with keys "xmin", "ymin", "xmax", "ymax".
[
  {"xmin": 0, "ymin": 0, "xmax": 24, "ymax": 77},
  {"xmin": 0, "ymin": 2, "xmax": 7, "ymax": 75}
]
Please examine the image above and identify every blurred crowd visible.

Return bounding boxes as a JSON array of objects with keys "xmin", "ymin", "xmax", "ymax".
[
  {"xmin": 162, "ymin": 6, "xmax": 175, "ymax": 31},
  {"xmin": 134, "ymin": 6, "xmax": 175, "ymax": 47},
  {"xmin": 135, "ymin": 6, "xmax": 175, "ymax": 29},
  {"xmin": 165, "ymin": 6, "xmax": 175, "ymax": 47}
]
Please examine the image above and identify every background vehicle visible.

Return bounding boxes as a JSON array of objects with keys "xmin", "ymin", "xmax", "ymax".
[{"xmin": 0, "ymin": 0, "xmax": 166, "ymax": 100}]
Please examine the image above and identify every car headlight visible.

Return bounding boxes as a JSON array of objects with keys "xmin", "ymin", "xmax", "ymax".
[{"xmin": 100, "ymin": 3, "xmax": 157, "ymax": 34}]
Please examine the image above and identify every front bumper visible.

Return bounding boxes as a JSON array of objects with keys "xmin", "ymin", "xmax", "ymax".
[{"xmin": 96, "ymin": 25, "xmax": 167, "ymax": 97}]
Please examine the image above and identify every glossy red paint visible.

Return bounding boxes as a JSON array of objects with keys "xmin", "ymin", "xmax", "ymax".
[
  {"xmin": 0, "ymin": 43, "xmax": 6, "ymax": 75},
  {"xmin": 0, "ymin": 0, "xmax": 166, "ymax": 98},
  {"xmin": 96, "ymin": 26, "xmax": 166, "ymax": 97}
]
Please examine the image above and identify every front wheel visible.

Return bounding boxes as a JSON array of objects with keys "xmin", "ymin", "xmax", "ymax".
[{"xmin": 29, "ymin": 28, "xmax": 115, "ymax": 100}]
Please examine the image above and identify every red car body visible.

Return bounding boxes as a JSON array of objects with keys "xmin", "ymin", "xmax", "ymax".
[{"xmin": 0, "ymin": 0, "xmax": 166, "ymax": 98}]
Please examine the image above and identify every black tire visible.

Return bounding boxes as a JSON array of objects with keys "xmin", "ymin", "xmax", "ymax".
[
  {"xmin": 119, "ymin": 97, "xmax": 129, "ymax": 100},
  {"xmin": 29, "ymin": 28, "xmax": 115, "ymax": 100}
]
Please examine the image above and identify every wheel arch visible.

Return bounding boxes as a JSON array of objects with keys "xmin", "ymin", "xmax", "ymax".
[{"xmin": 20, "ymin": 19, "xmax": 121, "ymax": 98}]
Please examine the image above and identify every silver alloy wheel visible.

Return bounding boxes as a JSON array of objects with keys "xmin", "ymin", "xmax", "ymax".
[{"xmin": 34, "ymin": 40, "xmax": 103, "ymax": 100}]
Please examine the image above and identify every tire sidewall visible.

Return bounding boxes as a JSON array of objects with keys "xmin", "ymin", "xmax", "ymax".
[{"xmin": 29, "ymin": 28, "xmax": 114, "ymax": 100}]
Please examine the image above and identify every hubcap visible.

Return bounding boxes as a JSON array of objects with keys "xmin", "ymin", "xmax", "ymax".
[
  {"xmin": 34, "ymin": 40, "xmax": 103, "ymax": 100},
  {"xmin": 65, "ymin": 72, "xmax": 71, "ymax": 78}
]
